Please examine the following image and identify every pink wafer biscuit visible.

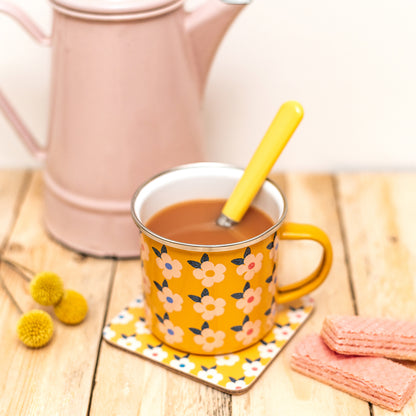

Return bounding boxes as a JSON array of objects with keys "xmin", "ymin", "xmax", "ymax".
[
  {"xmin": 291, "ymin": 334, "xmax": 416, "ymax": 411},
  {"xmin": 321, "ymin": 315, "xmax": 416, "ymax": 360}
]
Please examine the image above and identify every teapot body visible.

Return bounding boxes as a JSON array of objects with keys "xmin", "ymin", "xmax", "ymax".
[
  {"xmin": 44, "ymin": 6, "xmax": 203, "ymax": 256},
  {"xmin": 0, "ymin": 0, "xmax": 246, "ymax": 257}
]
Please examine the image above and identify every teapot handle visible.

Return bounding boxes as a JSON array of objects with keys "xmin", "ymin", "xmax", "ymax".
[{"xmin": 0, "ymin": 1, "xmax": 50, "ymax": 161}]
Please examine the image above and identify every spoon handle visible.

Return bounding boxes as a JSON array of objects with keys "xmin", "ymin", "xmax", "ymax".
[{"xmin": 220, "ymin": 101, "xmax": 303, "ymax": 224}]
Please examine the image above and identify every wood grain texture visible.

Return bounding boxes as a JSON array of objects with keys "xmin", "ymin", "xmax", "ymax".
[
  {"xmin": 0, "ymin": 170, "xmax": 29, "ymax": 249},
  {"xmin": 336, "ymin": 173, "xmax": 416, "ymax": 416},
  {"xmin": 0, "ymin": 172, "xmax": 115, "ymax": 416},
  {"xmin": 2, "ymin": 171, "xmax": 415, "ymax": 415},
  {"xmin": 231, "ymin": 174, "xmax": 370, "ymax": 415},
  {"xmin": 90, "ymin": 259, "xmax": 232, "ymax": 416}
]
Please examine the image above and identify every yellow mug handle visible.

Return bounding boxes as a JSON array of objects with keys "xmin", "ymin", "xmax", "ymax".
[{"xmin": 276, "ymin": 222, "xmax": 333, "ymax": 303}]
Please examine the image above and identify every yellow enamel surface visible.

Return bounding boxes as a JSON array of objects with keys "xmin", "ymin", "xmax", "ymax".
[
  {"xmin": 141, "ymin": 233, "xmax": 276, "ymax": 355},
  {"xmin": 137, "ymin": 224, "xmax": 326, "ymax": 355},
  {"xmin": 276, "ymin": 222, "xmax": 333, "ymax": 304}
]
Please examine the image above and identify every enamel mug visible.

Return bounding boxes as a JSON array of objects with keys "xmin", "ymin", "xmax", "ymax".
[{"xmin": 132, "ymin": 163, "xmax": 333, "ymax": 355}]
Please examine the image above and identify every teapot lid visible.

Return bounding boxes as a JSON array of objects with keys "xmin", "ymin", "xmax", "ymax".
[{"xmin": 52, "ymin": 0, "xmax": 181, "ymax": 15}]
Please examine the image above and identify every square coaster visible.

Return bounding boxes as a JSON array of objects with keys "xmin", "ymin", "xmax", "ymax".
[{"xmin": 103, "ymin": 295, "xmax": 314, "ymax": 394}]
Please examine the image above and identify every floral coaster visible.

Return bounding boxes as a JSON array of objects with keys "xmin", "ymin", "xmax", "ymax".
[{"xmin": 103, "ymin": 295, "xmax": 314, "ymax": 394}]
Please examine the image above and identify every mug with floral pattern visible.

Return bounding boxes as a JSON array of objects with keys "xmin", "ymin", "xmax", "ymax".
[{"xmin": 132, "ymin": 163, "xmax": 332, "ymax": 355}]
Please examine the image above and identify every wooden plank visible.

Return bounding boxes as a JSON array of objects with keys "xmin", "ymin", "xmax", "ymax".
[
  {"xmin": 336, "ymin": 173, "xmax": 416, "ymax": 416},
  {"xmin": 0, "ymin": 172, "xmax": 115, "ymax": 416},
  {"xmin": 0, "ymin": 169, "xmax": 29, "ymax": 248},
  {"xmin": 90, "ymin": 259, "xmax": 232, "ymax": 416},
  {"xmin": 231, "ymin": 174, "xmax": 370, "ymax": 415}
]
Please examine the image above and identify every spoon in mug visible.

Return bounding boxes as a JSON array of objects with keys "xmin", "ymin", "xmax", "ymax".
[{"xmin": 216, "ymin": 101, "xmax": 304, "ymax": 228}]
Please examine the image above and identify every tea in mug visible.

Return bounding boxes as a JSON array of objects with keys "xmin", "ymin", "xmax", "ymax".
[{"xmin": 145, "ymin": 199, "xmax": 274, "ymax": 245}]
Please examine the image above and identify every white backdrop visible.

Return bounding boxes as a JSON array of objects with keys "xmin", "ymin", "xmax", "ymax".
[{"xmin": 0, "ymin": 0, "xmax": 416, "ymax": 171}]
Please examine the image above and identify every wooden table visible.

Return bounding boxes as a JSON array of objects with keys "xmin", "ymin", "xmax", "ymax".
[{"xmin": 0, "ymin": 171, "xmax": 415, "ymax": 415}]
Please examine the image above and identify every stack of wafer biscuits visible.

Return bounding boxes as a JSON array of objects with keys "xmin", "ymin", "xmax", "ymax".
[
  {"xmin": 291, "ymin": 316, "xmax": 416, "ymax": 412},
  {"xmin": 321, "ymin": 315, "xmax": 416, "ymax": 360}
]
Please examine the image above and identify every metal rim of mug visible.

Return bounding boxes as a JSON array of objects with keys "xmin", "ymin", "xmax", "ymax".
[{"xmin": 131, "ymin": 162, "xmax": 288, "ymax": 252}]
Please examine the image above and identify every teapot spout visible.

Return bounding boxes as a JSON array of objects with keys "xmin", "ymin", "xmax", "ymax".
[{"xmin": 186, "ymin": 0, "xmax": 249, "ymax": 96}]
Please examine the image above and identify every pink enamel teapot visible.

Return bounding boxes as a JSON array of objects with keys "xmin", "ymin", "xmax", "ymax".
[{"xmin": 0, "ymin": 0, "xmax": 248, "ymax": 257}]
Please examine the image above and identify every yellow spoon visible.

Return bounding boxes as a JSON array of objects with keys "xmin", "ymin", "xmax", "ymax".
[{"xmin": 216, "ymin": 101, "xmax": 304, "ymax": 227}]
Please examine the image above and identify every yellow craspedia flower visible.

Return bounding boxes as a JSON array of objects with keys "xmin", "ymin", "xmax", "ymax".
[
  {"xmin": 54, "ymin": 289, "xmax": 88, "ymax": 325},
  {"xmin": 17, "ymin": 310, "xmax": 54, "ymax": 348},
  {"xmin": 30, "ymin": 272, "xmax": 64, "ymax": 306}
]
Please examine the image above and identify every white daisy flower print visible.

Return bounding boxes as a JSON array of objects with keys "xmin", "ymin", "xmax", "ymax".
[
  {"xmin": 225, "ymin": 377, "xmax": 247, "ymax": 391},
  {"xmin": 258, "ymin": 340, "xmax": 280, "ymax": 358},
  {"xmin": 287, "ymin": 306, "xmax": 308, "ymax": 323},
  {"xmin": 170, "ymin": 355, "xmax": 195, "ymax": 373},
  {"xmin": 197, "ymin": 366, "xmax": 223, "ymax": 384},
  {"xmin": 135, "ymin": 317, "xmax": 151, "ymax": 335},
  {"xmin": 103, "ymin": 325, "xmax": 116, "ymax": 340},
  {"xmin": 273, "ymin": 323, "xmax": 294, "ymax": 341},
  {"xmin": 129, "ymin": 296, "xmax": 144, "ymax": 308},
  {"xmin": 215, "ymin": 354, "xmax": 240, "ymax": 367},
  {"xmin": 112, "ymin": 309, "xmax": 134, "ymax": 324},
  {"xmin": 242, "ymin": 358, "xmax": 264, "ymax": 377},
  {"xmin": 143, "ymin": 345, "xmax": 168, "ymax": 362},
  {"xmin": 117, "ymin": 334, "xmax": 142, "ymax": 351}
]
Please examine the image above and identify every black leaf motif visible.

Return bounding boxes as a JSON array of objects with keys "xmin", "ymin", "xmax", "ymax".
[
  {"xmin": 188, "ymin": 260, "xmax": 201, "ymax": 269},
  {"xmin": 174, "ymin": 354, "xmax": 181, "ymax": 360},
  {"xmin": 153, "ymin": 281, "xmax": 163, "ymax": 291},
  {"xmin": 231, "ymin": 258, "xmax": 244, "ymax": 266},
  {"xmin": 229, "ymin": 376, "xmax": 236, "ymax": 382},
  {"xmin": 231, "ymin": 292, "xmax": 244, "ymax": 299},
  {"xmin": 231, "ymin": 325, "xmax": 243, "ymax": 332},
  {"xmin": 243, "ymin": 315, "xmax": 249, "ymax": 325},
  {"xmin": 246, "ymin": 358, "xmax": 252, "ymax": 363},
  {"xmin": 264, "ymin": 308, "xmax": 271, "ymax": 316},
  {"xmin": 244, "ymin": 247, "xmax": 251, "ymax": 258},
  {"xmin": 155, "ymin": 314, "xmax": 164, "ymax": 324},
  {"xmin": 188, "ymin": 294, "xmax": 201, "ymax": 303},
  {"xmin": 162, "ymin": 279, "xmax": 168, "ymax": 288},
  {"xmin": 201, "ymin": 253, "xmax": 209, "ymax": 263},
  {"xmin": 189, "ymin": 327, "xmax": 201, "ymax": 335},
  {"xmin": 266, "ymin": 241, "xmax": 273, "ymax": 250},
  {"xmin": 201, "ymin": 321, "xmax": 209, "ymax": 330},
  {"xmin": 201, "ymin": 288, "xmax": 209, "ymax": 298},
  {"xmin": 161, "ymin": 245, "xmax": 167, "ymax": 254},
  {"xmin": 163, "ymin": 313, "xmax": 169, "ymax": 321},
  {"xmin": 201, "ymin": 365, "xmax": 208, "ymax": 371},
  {"xmin": 152, "ymin": 247, "xmax": 161, "ymax": 258},
  {"xmin": 243, "ymin": 282, "xmax": 250, "ymax": 292},
  {"xmin": 266, "ymin": 275, "xmax": 272, "ymax": 283}
]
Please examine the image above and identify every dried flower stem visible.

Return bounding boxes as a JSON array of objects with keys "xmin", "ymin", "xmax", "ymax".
[
  {"xmin": 0, "ymin": 258, "xmax": 32, "ymax": 282},
  {"xmin": 0, "ymin": 273, "xmax": 23, "ymax": 314}
]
